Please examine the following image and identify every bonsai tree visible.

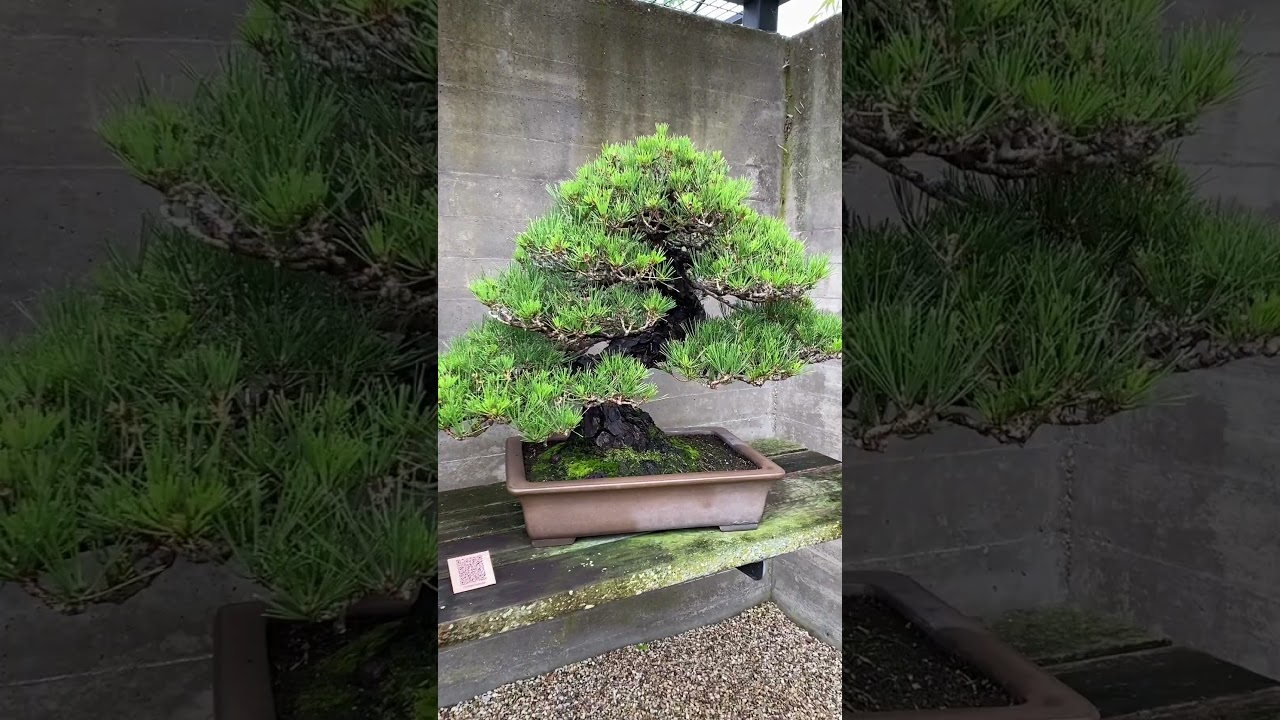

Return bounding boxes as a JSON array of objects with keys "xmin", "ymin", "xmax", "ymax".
[
  {"xmin": 439, "ymin": 125, "xmax": 841, "ymax": 473},
  {"xmin": 843, "ymin": 0, "xmax": 1274, "ymax": 449},
  {"xmin": 2, "ymin": 1, "xmax": 438, "ymax": 718}
]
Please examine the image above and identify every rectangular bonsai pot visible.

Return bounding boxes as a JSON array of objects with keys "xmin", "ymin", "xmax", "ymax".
[
  {"xmin": 213, "ymin": 596, "xmax": 415, "ymax": 720},
  {"xmin": 844, "ymin": 571, "xmax": 1098, "ymax": 720},
  {"xmin": 506, "ymin": 426, "xmax": 785, "ymax": 547}
]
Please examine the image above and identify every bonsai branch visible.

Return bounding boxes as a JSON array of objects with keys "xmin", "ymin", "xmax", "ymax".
[
  {"xmin": 846, "ymin": 110, "xmax": 1186, "ymax": 190},
  {"xmin": 691, "ymin": 279, "xmax": 811, "ymax": 304},
  {"xmin": 844, "ymin": 132, "xmax": 962, "ymax": 204},
  {"xmin": 481, "ymin": 303, "xmax": 662, "ymax": 354},
  {"xmin": 159, "ymin": 182, "xmax": 436, "ymax": 334},
  {"xmin": 848, "ymin": 405, "xmax": 936, "ymax": 451}
]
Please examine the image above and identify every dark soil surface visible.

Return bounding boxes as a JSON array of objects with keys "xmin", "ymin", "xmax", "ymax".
[
  {"xmin": 523, "ymin": 432, "xmax": 757, "ymax": 482},
  {"xmin": 270, "ymin": 615, "xmax": 435, "ymax": 720},
  {"xmin": 844, "ymin": 596, "xmax": 1016, "ymax": 713}
]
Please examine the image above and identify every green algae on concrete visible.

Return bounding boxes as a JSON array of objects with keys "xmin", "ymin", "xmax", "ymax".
[
  {"xmin": 438, "ymin": 463, "xmax": 841, "ymax": 648},
  {"xmin": 749, "ymin": 437, "xmax": 807, "ymax": 457},
  {"xmin": 987, "ymin": 606, "xmax": 1169, "ymax": 665}
]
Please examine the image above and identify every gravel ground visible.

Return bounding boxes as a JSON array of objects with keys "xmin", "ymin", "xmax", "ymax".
[{"xmin": 439, "ymin": 602, "xmax": 840, "ymax": 720}]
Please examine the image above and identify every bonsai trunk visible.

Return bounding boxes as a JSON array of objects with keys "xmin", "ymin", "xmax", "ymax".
[
  {"xmin": 565, "ymin": 240, "xmax": 700, "ymax": 454},
  {"xmin": 596, "ymin": 241, "xmax": 706, "ymax": 367},
  {"xmin": 573, "ymin": 403, "xmax": 669, "ymax": 453}
]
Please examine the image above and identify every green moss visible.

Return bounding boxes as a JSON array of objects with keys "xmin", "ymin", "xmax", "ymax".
[
  {"xmin": 294, "ymin": 683, "xmax": 357, "ymax": 717},
  {"xmin": 671, "ymin": 437, "xmax": 700, "ymax": 460},
  {"xmin": 749, "ymin": 437, "xmax": 806, "ymax": 457},
  {"xmin": 529, "ymin": 435, "xmax": 703, "ymax": 482},
  {"xmin": 987, "ymin": 606, "xmax": 1167, "ymax": 665},
  {"xmin": 412, "ymin": 684, "xmax": 438, "ymax": 719},
  {"xmin": 780, "ymin": 48, "xmax": 795, "ymax": 219},
  {"xmin": 289, "ymin": 620, "xmax": 436, "ymax": 720}
]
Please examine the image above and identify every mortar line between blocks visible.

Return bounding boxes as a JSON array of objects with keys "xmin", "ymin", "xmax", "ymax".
[
  {"xmin": 1074, "ymin": 537, "xmax": 1280, "ymax": 604},
  {"xmin": 851, "ymin": 536, "xmax": 1045, "ymax": 565},
  {"xmin": 0, "ymin": 653, "xmax": 212, "ymax": 689},
  {"xmin": 440, "ymin": 37, "xmax": 780, "ymax": 82},
  {"xmin": 4, "ymin": 34, "xmax": 228, "ymax": 45},
  {"xmin": 775, "ymin": 414, "xmax": 841, "ymax": 434}
]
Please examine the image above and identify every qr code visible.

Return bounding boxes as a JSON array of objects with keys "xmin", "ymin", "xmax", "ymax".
[
  {"xmin": 455, "ymin": 554, "xmax": 488, "ymax": 586},
  {"xmin": 449, "ymin": 551, "xmax": 494, "ymax": 593}
]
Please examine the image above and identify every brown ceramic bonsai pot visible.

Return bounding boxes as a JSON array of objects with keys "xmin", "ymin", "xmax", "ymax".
[
  {"xmin": 506, "ymin": 426, "xmax": 786, "ymax": 547},
  {"xmin": 844, "ymin": 571, "xmax": 1098, "ymax": 720},
  {"xmin": 212, "ymin": 595, "xmax": 415, "ymax": 720}
]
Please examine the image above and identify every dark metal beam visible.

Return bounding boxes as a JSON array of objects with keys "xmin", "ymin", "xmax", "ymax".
[{"xmin": 742, "ymin": 0, "xmax": 780, "ymax": 31}]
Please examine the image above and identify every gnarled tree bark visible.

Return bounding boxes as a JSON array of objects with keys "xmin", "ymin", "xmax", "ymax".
[{"xmin": 573, "ymin": 403, "xmax": 668, "ymax": 453}]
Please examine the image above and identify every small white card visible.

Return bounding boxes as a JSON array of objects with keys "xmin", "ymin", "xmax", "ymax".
[{"xmin": 448, "ymin": 550, "xmax": 497, "ymax": 594}]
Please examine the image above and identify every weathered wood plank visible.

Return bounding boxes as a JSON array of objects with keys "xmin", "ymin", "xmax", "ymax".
[
  {"xmin": 1109, "ymin": 687, "xmax": 1280, "ymax": 720},
  {"xmin": 439, "ymin": 482, "xmax": 511, "ymax": 521},
  {"xmin": 439, "ymin": 528, "xmax": 642, "ymax": 581},
  {"xmin": 438, "ymin": 460, "xmax": 842, "ymax": 580},
  {"xmin": 987, "ymin": 606, "xmax": 1169, "ymax": 666},
  {"xmin": 1052, "ymin": 647, "xmax": 1278, "ymax": 718},
  {"xmin": 439, "ymin": 506, "xmax": 523, "ymax": 543},
  {"xmin": 771, "ymin": 449, "xmax": 840, "ymax": 474},
  {"xmin": 436, "ymin": 463, "xmax": 841, "ymax": 647}
]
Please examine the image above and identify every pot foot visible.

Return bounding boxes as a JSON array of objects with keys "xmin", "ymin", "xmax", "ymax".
[
  {"xmin": 531, "ymin": 537, "xmax": 576, "ymax": 548},
  {"xmin": 719, "ymin": 523, "xmax": 758, "ymax": 532}
]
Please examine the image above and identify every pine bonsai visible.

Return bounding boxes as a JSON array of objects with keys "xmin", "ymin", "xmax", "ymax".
[
  {"xmin": 843, "ymin": 0, "xmax": 1276, "ymax": 449},
  {"xmin": 1, "ymin": 1, "xmax": 439, "ymax": 718},
  {"xmin": 439, "ymin": 125, "xmax": 841, "ymax": 474}
]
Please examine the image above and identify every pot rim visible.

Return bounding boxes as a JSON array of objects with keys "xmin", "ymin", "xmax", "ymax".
[
  {"xmin": 505, "ymin": 426, "xmax": 786, "ymax": 495},
  {"xmin": 843, "ymin": 571, "xmax": 1099, "ymax": 720}
]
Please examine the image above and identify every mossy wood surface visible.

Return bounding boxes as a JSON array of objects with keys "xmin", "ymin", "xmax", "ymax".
[
  {"xmin": 284, "ymin": 620, "xmax": 436, "ymax": 720},
  {"xmin": 1051, "ymin": 647, "xmax": 1278, "ymax": 718},
  {"xmin": 436, "ymin": 440, "xmax": 840, "ymax": 647},
  {"xmin": 987, "ymin": 606, "xmax": 1169, "ymax": 665},
  {"xmin": 1102, "ymin": 687, "xmax": 1280, "ymax": 720},
  {"xmin": 986, "ymin": 607, "xmax": 1280, "ymax": 719}
]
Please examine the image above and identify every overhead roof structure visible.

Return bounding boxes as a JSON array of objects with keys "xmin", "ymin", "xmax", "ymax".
[{"xmin": 636, "ymin": 0, "xmax": 793, "ymax": 32}]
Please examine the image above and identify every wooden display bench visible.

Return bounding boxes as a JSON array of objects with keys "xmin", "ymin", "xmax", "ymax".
[
  {"xmin": 435, "ymin": 438, "xmax": 841, "ymax": 704},
  {"xmin": 988, "ymin": 607, "xmax": 1280, "ymax": 719}
]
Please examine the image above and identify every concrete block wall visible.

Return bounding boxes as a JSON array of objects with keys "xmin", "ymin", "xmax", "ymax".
[
  {"xmin": 1068, "ymin": 358, "xmax": 1280, "ymax": 679},
  {"xmin": 1166, "ymin": 0, "xmax": 1280, "ymax": 217},
  {"xmin": 772, "ymin": 539, "xmax": 841, "ymax": 647},
  {"xmin": 438, "ymin": 0, "xmax": 842, "ymax": 489},
  {"xmin": 0, "ymin": 2, "xmax": 242, "ymax": 340},
  {"xmin": 775, "ymin": 16, "xmax": 842, "ymax": 461},
  {"xmin": 843, "ymin": 426, "xmax": 1073, "ymax": 618}
]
